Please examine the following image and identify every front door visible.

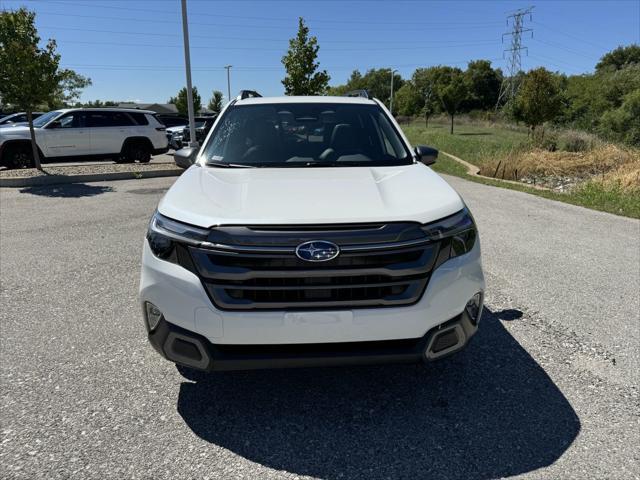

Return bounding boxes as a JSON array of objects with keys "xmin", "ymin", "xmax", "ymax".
[{"xmin": 41, "ymin": 112, "xmax": 91, "ymax": 157}]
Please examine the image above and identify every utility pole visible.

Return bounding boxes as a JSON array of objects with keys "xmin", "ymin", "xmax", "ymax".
[
  {"xmin": 389, "ymin": 69, "xmax": 398, "ymax": 115},
  {"xmin": 180, "ymin": 0, "xmax": 198, "ymax": 148},
  {"xmin": 496, "ymin": 6, "xmax": 534, "ymax": 109},
  {"xmin": 224, "ymin": 65, "xmax": 232, "ymax": 104}
]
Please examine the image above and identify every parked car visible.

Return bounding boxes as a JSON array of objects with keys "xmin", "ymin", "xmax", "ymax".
[
  {"xmin": 166, "ymin": 116, "xmax": 218, "ymax": 154},
  {"xmin": 0, "ymin": 108, "xmax": 168, "ymax": 168},
  {"xmin": 166, "ymin": 125, "xmax": 186, "ymax": 150},
  {"xmin": 180, "ymin": 115, "xmax": 218, "ymax": 145},
  {"xmin": 141, "ymin": 90, "xmax": 484, "ymax": 374},
  {"xmin": 155, "ymin": 114, "xmax": 188, "ymax": 128},
  {"xmin": 0, "ymin": 112, "xmax": 45, "ymax": 126}
]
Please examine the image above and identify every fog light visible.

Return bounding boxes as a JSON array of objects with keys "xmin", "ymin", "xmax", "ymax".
[
  {"xmin": 465, "ymin": 293, "xmax": 483, "ymax": 325},
  {"xmin": 145, "ymin": 302, "xmax": 163, "ymax": 332}
]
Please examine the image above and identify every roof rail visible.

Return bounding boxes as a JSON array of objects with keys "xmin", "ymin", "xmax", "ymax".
[
  {"xmin": 343, "ymin": 89, "xmax": 370, "ymax": 99},
  {"xmin": 237, "ymin": 90, "xmax": 262, "ymax": 100}
]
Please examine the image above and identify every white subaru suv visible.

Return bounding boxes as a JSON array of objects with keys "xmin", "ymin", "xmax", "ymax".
[
  {"xmin": 0, "ymin": 108, "xmax": 168, "ymax": 168},
  {"xmin": 140, "ymin": 91, "xmax": 484, "ymax": 373}
]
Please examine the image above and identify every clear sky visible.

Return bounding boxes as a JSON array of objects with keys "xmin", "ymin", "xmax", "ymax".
[{"xmin": 3, "ymin": 0, "xmax": 639, "ymax": 104}]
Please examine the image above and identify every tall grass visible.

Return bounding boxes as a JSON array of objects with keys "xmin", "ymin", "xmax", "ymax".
[{"xmin": 402, "ymin": 117, "xmax": 640, "ymax": 218}]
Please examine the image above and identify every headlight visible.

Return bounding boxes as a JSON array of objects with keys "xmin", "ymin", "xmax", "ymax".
[
  {"xmin": 146, "ymin": 211, "xmax": 209, "ymax": 260},
  {"xmin": 422, "ymin": 207, "xmax": 477, "ymax": 260}
]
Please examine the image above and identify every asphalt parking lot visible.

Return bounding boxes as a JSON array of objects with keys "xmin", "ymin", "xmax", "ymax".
[{"xmin": 1, "ymin": 175, "xmax": 638, "ymax": 479}]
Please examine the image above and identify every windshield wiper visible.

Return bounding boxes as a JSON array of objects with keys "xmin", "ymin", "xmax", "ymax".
[{"xmin": 206, "ymin": 161, "xmax": 256, "ymax": 168}]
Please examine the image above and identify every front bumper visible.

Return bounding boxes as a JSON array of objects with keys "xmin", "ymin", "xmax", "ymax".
[{"xmin": 147, "ymin": 308, "xmax": 480, "ymax": 371}]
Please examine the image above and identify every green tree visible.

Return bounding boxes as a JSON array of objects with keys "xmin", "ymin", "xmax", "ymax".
[
  {"xmin": 281, "ymin": 17, "xmax": 330, "ymax": 95},
  {"xmin": 596, "ymin": 44, "xmax": 640, "ymax": 73},
  {"xmin": 328, "ymin": 68, "xmax": 403, "ymax": 108},
  {"xmin": 432, "ymin": 67, "xmax": 469, "ymax": 134},
  {"xmin": 464, "ymin": 60, "xmax": 502, "ymax": 110},
  {"xmin": 169, "ymin": 86, "xmax": 202, "ymax": 117},
  {"xmin": 49, "ymin": 70, "xmax": 91, "ymax": 109},
  {"xmin": 207, "ymin": 90, "xmax": 224, "ymax": 113},
  {"xmin": 0, "ymin": 8, "xmax": 91, "ymax": 169},
  {"xmin": 599, "ymin": 89, "xmax": 640, "ymax": 146},
  {"xmin": 513, "ymin": 67, "xmax": 563, "ymax": 137},
  {"xmin": 394, "ymin": 83, "xmax": 423, "ymax": 116},
  {"xmin": 412, "ymin": 66, "xmax": 453, "ymax": 117}
]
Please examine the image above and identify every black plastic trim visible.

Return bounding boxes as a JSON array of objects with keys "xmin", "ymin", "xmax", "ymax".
[{"xmin": 147, "ymin": 311, "xmax": 476, "ymax": 371}]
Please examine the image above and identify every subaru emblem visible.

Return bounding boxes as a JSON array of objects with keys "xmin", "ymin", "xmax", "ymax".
[{"xmin": 295, "ymin": 240, "xmax": 340, "ymax": 262}]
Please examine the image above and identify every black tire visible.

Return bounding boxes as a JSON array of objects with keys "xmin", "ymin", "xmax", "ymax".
[
  {"xmin": 175, "ymin": 363, "xmax": 208, "ymax": 382},
  {"xmin": 2, "ymin": 143, "xmax": 34, "ymax": 169},
  {"xmin": 120, "ymin": 140, "xmax": 151, "ymax": 163}
]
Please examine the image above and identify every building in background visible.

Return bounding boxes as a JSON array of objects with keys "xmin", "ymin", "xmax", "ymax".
[{"xmin": 117, "ymin": 103, "xmax": 178, "ymax": 115}]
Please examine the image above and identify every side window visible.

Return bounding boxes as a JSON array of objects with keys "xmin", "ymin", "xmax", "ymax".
[
  {"xmin": 58, "ymin": 112, "xmax": 84, "ymax": 128},
  {"xmin": 86, "ymin": 112, "xmax": 111, "ymax": 128},
  {"xmin": 129, "ymin": 112, "xmax": 149, "ymax": 125},
  {"xmin": 87, "ymin": 112, "xmax": 134, "ymax": 127},
  {"xmin": 110, "ymin": 112, "xmax": 135, "ymax": 127}
]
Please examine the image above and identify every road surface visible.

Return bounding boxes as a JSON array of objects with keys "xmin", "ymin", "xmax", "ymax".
[{"xmin": 1, "ymin": 175, "xmax": 638, "ymax": 479}]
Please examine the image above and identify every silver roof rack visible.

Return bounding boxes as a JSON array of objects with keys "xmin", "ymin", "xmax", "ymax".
[
  {"xmin": 237, "ymin": 90, "xmax": 262, "ymax": 100},
  {"xmin": 343, "ymin": 90, "xmax": 370, "ymax": 99}
]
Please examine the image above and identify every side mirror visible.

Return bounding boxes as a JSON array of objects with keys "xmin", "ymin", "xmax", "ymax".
[
  {"xmin": 414, "ymin": 145, "xmax": 438, "ymax": 166},
  {"xmin": 173, "ymin": 147, "xmax": 198, "ymax": 169}
]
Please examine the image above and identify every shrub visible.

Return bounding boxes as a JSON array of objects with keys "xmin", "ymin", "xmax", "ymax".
[{"xmin": 557, "ymin": 130, "xmax": 600, "ymax": 152}]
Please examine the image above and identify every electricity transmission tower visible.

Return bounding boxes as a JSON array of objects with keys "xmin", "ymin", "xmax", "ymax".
[{"xmin": 496, "ymin": 6, "xmax": 534, "ymax": 108}]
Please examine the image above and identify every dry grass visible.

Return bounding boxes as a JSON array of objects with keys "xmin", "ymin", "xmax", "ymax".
[
  {"xmin": 479, "ymin": 144, "xmax": 640, "ymax": 192},
  {"xmin": 595, "ymin": 161, "xmax": 640, "ymax": 192}
]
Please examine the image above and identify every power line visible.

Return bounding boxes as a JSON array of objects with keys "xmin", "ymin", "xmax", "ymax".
[
  {"xmin": 24, "ymin": 0, "xmax": 504, "ymax": 27},
  {"xmin": 528, "ymin": 53, "xmax": 586, "ymax": 74},
  {"xmin": 531, "ymin": 38, "xmax": 600, "ymax": 60},
  {"xmin": 61, "ymin": 58, "xmax": 505, "ymax": 72},
  {"xmin": 496, "ymin": 6, "xmax": 534, "ymax": 108},
  {"xmin": 532, "ymin": 21, "xmax": 611, "ymax": 50},
  {"xmin": 50, "ymin": 38, "xmax": 500, "ymax": 52},
  {"xmin": 39, "ymin": 25, "xmax": 495, "ymax": 46},
  {"xmin": 33, "ymin": 14, "xmax": 498, "ymax": 45}
]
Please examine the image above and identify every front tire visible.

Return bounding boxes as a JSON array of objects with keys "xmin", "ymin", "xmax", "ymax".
[{"xmin": 2, "ymin": 144, "xmax": 34, "ymax": 169}]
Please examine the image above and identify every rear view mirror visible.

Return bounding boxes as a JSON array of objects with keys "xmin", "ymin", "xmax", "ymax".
[
  {"xmin": 173, "ymin": 147, "xmax": 198, "ymax": 169},
  {"xmin": 414, "ymin": 145, "xmax": 438, "ymax": 166}
]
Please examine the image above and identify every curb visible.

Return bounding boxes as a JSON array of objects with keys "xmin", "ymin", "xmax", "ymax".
[
  {"xmin": 440, "ymin": 150, "xmax": 550, "ymax": 191},
  {"xmin": 0, "ymin": 168, "xmax": 183, "ymax": 188}
]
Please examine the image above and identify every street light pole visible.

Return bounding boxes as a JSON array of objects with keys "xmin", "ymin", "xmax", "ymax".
[
  {"xmin": 180, "ymin": 0, "xmax": 198, "ymax": 148},
  {"xmin": 224, "ymin": 65, "xmax": 232, "ymax": 103},
  {"xmin": 389, "ymin": 69, "xmax": 398, "ymax": 116}
]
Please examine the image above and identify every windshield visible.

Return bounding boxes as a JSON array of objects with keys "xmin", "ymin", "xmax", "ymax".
[
  {"xmin": 201, "ymin": 103, "xmax": 411, "ymax": 168},
  {"xmin": 0, "ymin": 114, "xmax": 17, "ymax": 124},
  {"xmin": 33, "ymin": 110, "xmax": 62, "ymax": 128}
]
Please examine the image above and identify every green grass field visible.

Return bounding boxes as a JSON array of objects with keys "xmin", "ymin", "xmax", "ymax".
[
  {"xmin": 403, "ymin": 119, "xmax": 640, "ymax": 219},
  {"xmin": 403, "ymin": 120, "xmax": 529, "ymax": 167}
]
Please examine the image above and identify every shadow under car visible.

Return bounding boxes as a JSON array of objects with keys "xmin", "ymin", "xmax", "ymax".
[{"xmin": 176, "ymin": 307, "xmax": 580, "ymax": 480}]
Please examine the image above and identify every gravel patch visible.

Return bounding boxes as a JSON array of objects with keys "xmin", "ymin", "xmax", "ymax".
[{"xmin": 0, "ymin": 163, "xmax": 181, "ymax": 179}]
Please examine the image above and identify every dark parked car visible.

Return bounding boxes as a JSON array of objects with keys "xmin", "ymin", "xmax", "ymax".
[
  {"xmin": 181, "ymin": 115, "xmax": 217, "ymax": 144},
  {"xmin": 155, "ymin": 114, "xmax": 188, "ymax": 128},
  {"xmin": 0, "ymin": 112, "xmax": 45, "ymax": 126}
]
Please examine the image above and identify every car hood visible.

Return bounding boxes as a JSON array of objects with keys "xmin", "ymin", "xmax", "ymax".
[
  {"xmin": 0, "ymin": 125, "xmax": 33, "ymax": 138},
  {"xmin": 166, "ymin": 126, "xmax": 186, "ymax": 134},
  {"xmin": 158, "ymin": 163, "xmax": 465, "ymax": 227}
]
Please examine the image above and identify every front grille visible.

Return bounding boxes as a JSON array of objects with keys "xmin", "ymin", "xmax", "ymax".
[{"xmin": 185, "ymin": 223, "xmax": 442, "ymax": 310}]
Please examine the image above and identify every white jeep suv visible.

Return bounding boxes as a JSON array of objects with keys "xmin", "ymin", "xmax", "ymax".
[
  {"xmin": 0, "ymin": 108, "xmax": 168, "ymax": 168},
  {"xmin": 140, "ymin": 91, "xmax": 484, "ymax": 372}
]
